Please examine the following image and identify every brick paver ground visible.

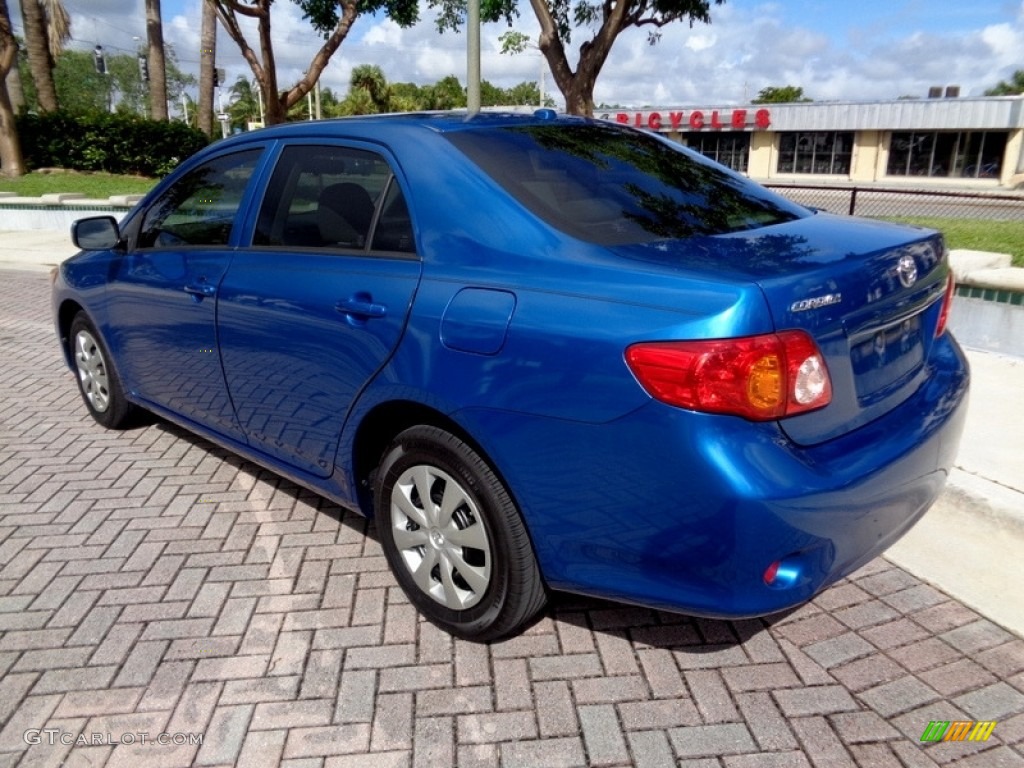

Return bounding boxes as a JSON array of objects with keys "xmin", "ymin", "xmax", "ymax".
[{"xmin": 2, "ymin": 268, "xmax": 1023, "ymax": 768}]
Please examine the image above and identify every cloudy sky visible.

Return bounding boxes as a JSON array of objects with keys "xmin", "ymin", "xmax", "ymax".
[{"xmin": 14, "ymin": 0, "xmax": 1024, "ymax": 108}]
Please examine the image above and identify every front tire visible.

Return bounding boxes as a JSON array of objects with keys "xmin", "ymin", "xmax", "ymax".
[
  {"xmin": 374, "ymin": 426, "xmax": 546, "ymax": 641},
  {"xmin": 69, "ymin": 312, "xmax": 139, "ymax": 429}
]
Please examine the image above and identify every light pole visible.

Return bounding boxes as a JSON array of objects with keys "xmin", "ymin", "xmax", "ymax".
[{"xmin": 467, "ymin": 0, "xmax": 480, "ymax": 114}]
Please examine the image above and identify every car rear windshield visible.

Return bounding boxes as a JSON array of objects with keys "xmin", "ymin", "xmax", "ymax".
[{"xmin": 445, "ymin": 123, "xmax": 807, "ymax": 245}]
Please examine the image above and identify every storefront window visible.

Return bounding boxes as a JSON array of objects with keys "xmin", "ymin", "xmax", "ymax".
[
  {"xmin": 777, "ymin": 132, "xmax": 853, "ymax": 175},
  {"xmin": 689, "ymin": 133, "xmax": 750, "ymax": 173},
  {"xmin": 887, "ymin": 131, "xmax": 1007, "ymax": 178}
]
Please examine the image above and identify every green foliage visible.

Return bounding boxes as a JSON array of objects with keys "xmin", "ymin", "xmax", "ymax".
[
  {"xmin": 506, "ymin": 81, "xmax": 554, "ymax": 107},
  {"xmin": 15, "ymin": 111, "xmax": 208, "ymax": 176},
  {"xmin": 499, "ymin": 30, "xmax": 531, "ymax": 54},
  {"xmin": 319, "ymin": 70, "xmax": 550, "ymax": 116},
  {"xmin": 427, "ymin": 75, "xmax": 467, "ymax": 109},
  {"xmin": 431, "ymin": 0, "xmax": 519, "ymax": 35},
  {"xmin": 985, "ymin": 70, "xmax": 1024, "ymax": 96},
  {"xmin": 431, "ymin": 0, "xmax": 717, "ymax": 45},
  {"xmin": 752, "ymin": 86, "xmax": 812, "ymax": 104},
  {"xmin": 296, "ymin": 0, "xmax": 419, "ymax": 34},
  {"xmin": 52, "ymin": 50, "xmax": 110, "ymax": 114},
  {"xmin": 226, "ymin": 75, "xmax": 261, "ymax": 131},
  {"xmin": 349, "ymin": 64, "xmax": 391, "ymax": 111},
  {"xmin": 20, "ymin": 47, "xmax": 197, "ymax": 118}
]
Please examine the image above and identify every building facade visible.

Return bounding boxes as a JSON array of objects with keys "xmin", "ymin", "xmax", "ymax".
[{"xmin": 599, "ymin": 96, "xmax": 1024, "ymax": 188}]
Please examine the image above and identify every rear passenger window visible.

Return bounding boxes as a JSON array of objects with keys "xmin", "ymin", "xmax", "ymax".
[{"xmin": 254, "ymin": 145, "xmax": 415, "ymax": 255}]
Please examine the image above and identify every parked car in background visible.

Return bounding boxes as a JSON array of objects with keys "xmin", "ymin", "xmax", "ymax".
[{"xmin": 53, "ymin": 111, "xmax": 969, "ymax": 640}]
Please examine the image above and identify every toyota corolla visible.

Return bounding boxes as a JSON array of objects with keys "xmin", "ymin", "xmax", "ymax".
[{"xmin": 52, "ymin": 111, "xmax": 969, "ymax": 641}]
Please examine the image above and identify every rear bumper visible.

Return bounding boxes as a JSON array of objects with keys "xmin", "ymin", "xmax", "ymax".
[{"xmin": 460, "ymin": 332, "xmax": 969, "ymax": 619}]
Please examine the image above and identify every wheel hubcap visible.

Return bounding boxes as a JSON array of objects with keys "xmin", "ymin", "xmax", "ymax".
[
  {"xmin": 74, "ymin": 330, "xmax": 110, "ymax": 413},
  {"xmin": 390, "ymin": 464, "xmax": 492, "ymax": 610}
]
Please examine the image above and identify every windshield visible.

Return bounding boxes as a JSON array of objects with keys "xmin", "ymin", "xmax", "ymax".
[{"xmin": 446, "ymin": 122, "xmax": 807, "ymax": 246}]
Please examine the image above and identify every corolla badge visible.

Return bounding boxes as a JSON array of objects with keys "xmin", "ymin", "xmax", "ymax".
[
  {"xmin": 896, "ymin": 254, "xmax": 918, "ymax": 288},
  {"xmin": 790, "ymin": 292, "xmax": 842, "ymax": 313}
]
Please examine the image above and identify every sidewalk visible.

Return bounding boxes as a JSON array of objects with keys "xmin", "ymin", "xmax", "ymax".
[
  {"xmin": 2, "ymin": 227, "xmax": 1022, "ymax": 636},
  {"xmin": 0, "ymin": 228, "xmax": 79, "ymax": 271}
]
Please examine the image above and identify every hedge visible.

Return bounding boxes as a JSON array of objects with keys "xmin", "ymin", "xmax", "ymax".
[{"xmin": 16, "ymin": 112, "xmax": 210, "ymax": 177}]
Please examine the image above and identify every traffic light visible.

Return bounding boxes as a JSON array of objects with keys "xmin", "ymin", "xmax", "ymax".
[
  {"xmin": 138, "ymin": 55, "xmax": 149, "ymax": 83},
  {"xmin": 214, "ymin": 68, "xmax": 225, "ymax": 88},
  {"xmin": 93, "ymin": 45, "xmax": 106, "ymax": 75}
]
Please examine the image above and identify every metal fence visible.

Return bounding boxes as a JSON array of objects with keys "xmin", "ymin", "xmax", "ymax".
[{"xmin": 763, "ymin": 184, "xmax": 1024, "ymax": 223}]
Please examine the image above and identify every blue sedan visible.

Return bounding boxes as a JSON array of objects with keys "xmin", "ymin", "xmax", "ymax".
[{"xmin": 52, "ymin": 111, "xmax": 969, "ymax": 640}]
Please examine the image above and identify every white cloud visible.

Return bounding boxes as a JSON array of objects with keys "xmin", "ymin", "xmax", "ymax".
[{"xmin": 61, "ymin": 0, "xmax": 1024, "ymax": 108}]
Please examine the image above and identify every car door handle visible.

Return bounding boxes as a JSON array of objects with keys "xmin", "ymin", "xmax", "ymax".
[
  {"xmin": 335, "ymin": 298, "xmax": 387, "ymax": 319},
  {"xmin": 184, "ymin": 283, "xmax": 216, "ymax": 298}
]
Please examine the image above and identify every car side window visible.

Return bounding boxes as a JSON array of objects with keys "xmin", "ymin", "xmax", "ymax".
[
  {"xmin": 254, "ymin": 145, "xmax": 415, "ymax": 255},
  {"xmin": 138, "ymin": 149, "xmax": 262, "ymax": 249}
]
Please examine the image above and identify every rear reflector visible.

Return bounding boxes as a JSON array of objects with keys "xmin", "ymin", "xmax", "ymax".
[
  {"xmin": 935, "ymin": 273, "xmax": 955, "ymax": 337},
  {"xmin": 625, "ymin": 330, "xmax": 832, "ymax": 421}
]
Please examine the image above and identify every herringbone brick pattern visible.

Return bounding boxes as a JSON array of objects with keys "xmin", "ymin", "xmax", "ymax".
[{"xmin": 1, "ymin": 269, "xmax": 1022, "ymax": 767}]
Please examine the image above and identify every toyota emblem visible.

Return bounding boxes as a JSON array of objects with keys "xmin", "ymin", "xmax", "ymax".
[{"xmin": 896, "ymin": 254, "xmax": 918, "ymax": 288}]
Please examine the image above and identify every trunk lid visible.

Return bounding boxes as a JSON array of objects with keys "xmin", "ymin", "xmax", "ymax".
[{"xmin": 612, "ymin": 213, "xmax": 951, "ymax": 445}]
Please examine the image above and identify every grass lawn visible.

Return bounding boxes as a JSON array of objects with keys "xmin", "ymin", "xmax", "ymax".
[
  {"xmin": 883, "ymin": 216, "xmax": 1024, "ymax": 267},
  {"xmin": 0, "ymin": 171, "xmax": 155, "ymax": 198}
]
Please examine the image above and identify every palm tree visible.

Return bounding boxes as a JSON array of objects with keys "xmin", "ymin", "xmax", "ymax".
[
  {"xmin": 226, "ymin": 75, "xmax": 259, "ymax": 130},
  {"xmin": 0, "ymin": 0, "xmax": 26, "ymax": 176},
  {"xmin": 19, "ymin": 0, "xmax": 69, "ymax": 112},
  {"xmin": 145, "ymin": 0, "xmax": 168, "ymax": 120},
  {"xmin": 985, "ymin": 70, "xmax": 1024, "ymax": 96},
  {"xmin": 349, "ymin": 64, "xmax": 390, "ymax": 112}
]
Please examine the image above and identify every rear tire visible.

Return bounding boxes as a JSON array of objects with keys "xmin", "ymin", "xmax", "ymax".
[
  {"xmin": 374, "ymin": 425, "xmax": 546, "ymax": 641},
  {"xmin": 69, "ymin": 312, "xmax": 139, "ymax": 429}
]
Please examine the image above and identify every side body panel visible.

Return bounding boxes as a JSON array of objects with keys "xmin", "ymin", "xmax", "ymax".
[{"xmin": 217, "ymin": 251, "xmax": 420, "ymax": 476}]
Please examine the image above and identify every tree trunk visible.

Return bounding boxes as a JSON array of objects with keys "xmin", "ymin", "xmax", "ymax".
[
  {"xmin": 540, "ymin": 47, "xmax": 598, "ymax": 117},
  {"xmin": 0, "ymin": 0, "xmax": 25, "ymax": 176},
  {"xmin": 198, "ymin": 0, "xmax": 216, "ymax": 135},
  {"xmin": 3, "ymin": 54, "xmax": 23, "ymax": 110},
  {"xmin": 562, "ymin": 80, "xmax": 595, "ymax": 117},
  {"xmin": 145, "ymin": 0, "xmax": 168, "ymax": 120},
  {"xmin": 0, "ymin": 82, "xmax": 23, "ymax": 176},
  {"xmin": 19, "ymin": 0, "xmax": 58, "ymax": 111}
]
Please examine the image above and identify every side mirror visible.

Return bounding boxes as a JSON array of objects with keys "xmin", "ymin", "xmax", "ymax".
[{"xmin": 72, "ymin": 216, "xmax": 122, "ymax": 250}]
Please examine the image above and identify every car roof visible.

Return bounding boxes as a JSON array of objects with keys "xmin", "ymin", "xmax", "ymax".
[{"xmin": 216, "ymin": 109, "xmax": 592, "ymax": 146}]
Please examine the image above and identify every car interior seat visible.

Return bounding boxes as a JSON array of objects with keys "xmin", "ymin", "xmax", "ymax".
[{"xmin": 318, "ymin": 182, "xmax": 375, "ymax": 248}]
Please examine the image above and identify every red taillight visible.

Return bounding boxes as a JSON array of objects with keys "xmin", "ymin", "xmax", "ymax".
[
  {"xmin": 935, "ymin": 273, "xmax": 955, "ymax": 337},
  {"xmin": 625, "ymin": 330, "xmax": 832, "ymax": 421}
]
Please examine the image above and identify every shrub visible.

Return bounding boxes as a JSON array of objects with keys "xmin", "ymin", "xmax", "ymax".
[{"xmin": 16, "ymin": 112, "xmax": 209, "ymax": 177}]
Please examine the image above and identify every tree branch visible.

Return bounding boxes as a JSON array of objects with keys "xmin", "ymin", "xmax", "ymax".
[
  {"xmin": 218, "ymin": 0, "xmax": 265, "ymax": 18},
  {"xmin": 281, "ymin": 0, "xmax": 360, "ymax": 109},
  {"xmin": 529, "ymin": 0, "xmax": 576, "ymax": 95},
  {"xmin": 208, "ymin": 1, "xmax": 266, "ymax": 86}
]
